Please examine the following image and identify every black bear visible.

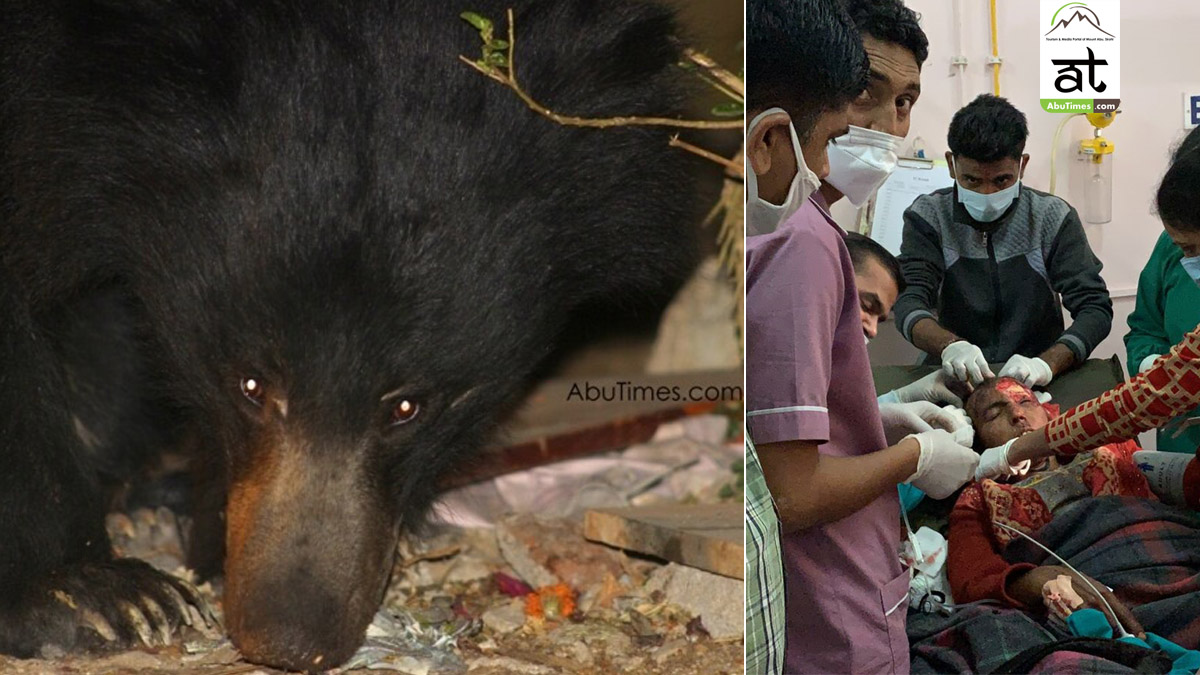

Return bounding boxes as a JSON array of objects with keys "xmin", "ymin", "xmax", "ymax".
[{"xmin": 0, "ymin": 0, "xmax": 700, "ymax": 670}]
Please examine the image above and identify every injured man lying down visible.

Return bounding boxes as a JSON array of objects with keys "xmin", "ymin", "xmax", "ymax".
[{"xmin": 943, "ymin": 377, "xmax": 1200, "ymax": 651}]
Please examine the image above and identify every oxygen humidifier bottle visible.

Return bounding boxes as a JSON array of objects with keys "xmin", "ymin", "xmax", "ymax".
[{"xmin": 1085, "ymin": 160, "xmax": 1112, "ymax": 224}]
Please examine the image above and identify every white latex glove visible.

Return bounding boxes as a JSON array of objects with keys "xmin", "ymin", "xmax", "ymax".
[
  {"xmin": 903, "ymin": 429, "xmax": 980, "ymax": 499},
  {"xmin": 940, "ymin": 405, "xmax": 975, "ymax": 447},
  {"xmin": 889, "ymin": 370, "xmax": 965, "ymax": 407},
  {"xmin": 998, "ymin": 354, "xmax": 1054, "ymax": 388},
  {"xmin": 941, "ymin": 340, "xmax": 994, "ymax": 385},
  {"xmin": 879, "ymin": 401, "xmax": 966, "ymax": 446},
  {"xmin": 1036, "ymin": 391, "xmax": 1053, "ymax": 405},
  {"xmin": 1138, "ymin": 354, "xmax": 1162, "ymax": 375},
  {"xmin": 975, "ymin": 438, "xmax": 1033, "ymax": 482}
]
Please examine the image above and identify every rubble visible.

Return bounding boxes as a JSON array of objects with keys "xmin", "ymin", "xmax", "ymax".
[{"xmin": 4, "ymin": 413, "xmax": 743, "ymax": 674}]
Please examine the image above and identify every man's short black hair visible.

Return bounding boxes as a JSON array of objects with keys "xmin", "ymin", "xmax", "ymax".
[
  {"xmin": 1157, "ymin": 125, "xmax": 1200, "ymax": 232},
  {"xmin": 845, "ymin": 232, "xmax": 905, "ymax": 294},
  {"xmin": 747, "ymin": 0, "xmax": 869, "ymax": 141},
  {"xmin": 947, "ymin": 94, "xmax": 1029, "ymax": 163},
  {"xmin": 840, "ymin": 0, "xmax": 929, "ymax": 68}
]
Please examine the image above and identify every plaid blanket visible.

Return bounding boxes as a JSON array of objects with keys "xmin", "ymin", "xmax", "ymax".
[{"xmin": 909, "ymin": 496, "xmax": 1200, "ymax": 673}]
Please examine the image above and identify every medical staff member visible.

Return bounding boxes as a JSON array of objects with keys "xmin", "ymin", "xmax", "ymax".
[
  {"xmin": 812, "ymin": 0, "xmax": 965, "ymax": 412},
  {"xmin": 977, "ymin": 124, "xmax": 1200, "ymax": 481},
  {"xmin": 893, "ymin": 95, "xmax": 1113, "ymax": 389},
  {"xmin": 817, "ymin": 0, "xmax": 925, "ymax": 215},
  {"xmin": 744, "ymin": 2, "xmax": 869, "ymax": 673},
  {"xmin": 747, "ymin": 2, "xmax": 978, "ymax": 672},
  {"xmin": 1125, "ymin": 230, "xmax": 1200, "ymax": 453}
]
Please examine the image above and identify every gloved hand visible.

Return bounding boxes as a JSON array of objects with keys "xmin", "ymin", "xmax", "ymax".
[
  {"xmin": 903, "ymin": 429, "xmax": 980, "ymax": 499},
  {"xmin": 879, "ymin": 401, "xmax": 969, "ymax": 446},
  {"xmin": 975, "ymin": 438, "xmax": 1033, "ymax": 481},
  {"xmin": 940, "ymin": 404, "xmax": 975, "ymax": 447},
  {"xmin": 1138, "ymin": 353, "xmax": 1163, "ymax": 375},
  {"xmin": 998, "ymin": 354, "xmax": 1054, "ymax": 388},
  {"xmin": 941, "ymin": 340, "xmax": 994, "ymax": 385},
  {"xmin": 888, "ymin": 370, "xmax": 965, "ymax": 407},
  {"xmin": 1036, "ymin": 391, "xmax": 1053, "ymax": 405}
]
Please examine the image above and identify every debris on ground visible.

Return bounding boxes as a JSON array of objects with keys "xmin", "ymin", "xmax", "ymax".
[{"xmin": 0, "ymin": 414, "xmax": 743, "ymax": 674}]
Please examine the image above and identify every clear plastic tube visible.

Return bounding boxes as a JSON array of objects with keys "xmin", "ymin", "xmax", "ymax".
[{"xmin": 993, "ymin": 521, "xmax": 1129, "ymax": 637}]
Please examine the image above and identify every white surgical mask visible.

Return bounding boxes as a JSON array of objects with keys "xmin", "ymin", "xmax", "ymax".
[
  {"xmin": 825, "ymin": 125, "xmax": 902, "ymax": 207},
  {"xmin": 951, "ymin": 157, "xmax": 1021, "ymax": 223},
  {"xmin": 1181, "ymin": 255, "xmax": 1200, "ymax": 286},
  {"xmin": 747, "ymin": 108, "xmax": 820, "ymax": 236}
]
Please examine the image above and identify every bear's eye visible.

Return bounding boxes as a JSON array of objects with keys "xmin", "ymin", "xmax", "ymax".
[
  {"xmin": 240, "ymin": 377, "xmax": 266, "ymax": 407},
  {"xmin": 390, "ymin": 398, "xmax": 420, "ymax": 426}
]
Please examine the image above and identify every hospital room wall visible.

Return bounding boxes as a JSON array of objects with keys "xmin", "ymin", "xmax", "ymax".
[{"xmin": 842, "ymin": 0, "xmax": 1200, "ymax": 449}]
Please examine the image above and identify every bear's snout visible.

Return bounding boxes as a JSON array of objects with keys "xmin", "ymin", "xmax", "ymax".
[{"xmin": 223, "ymin": 437, "xmax": 396, "ymax": 671}]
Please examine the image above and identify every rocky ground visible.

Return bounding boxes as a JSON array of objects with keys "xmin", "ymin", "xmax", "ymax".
[{"xmin": 1, "ymin": 490, "xmax": 743, "ymax": 675}]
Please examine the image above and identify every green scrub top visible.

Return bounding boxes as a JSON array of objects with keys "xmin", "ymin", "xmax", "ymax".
[{"xmin": 1125, "ymin": 231, "xmax": 1200, "ymax": 453}]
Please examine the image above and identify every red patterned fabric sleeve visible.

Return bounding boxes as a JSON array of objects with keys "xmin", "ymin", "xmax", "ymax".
[
  {"xmin": 1043, "ymin": 325, "xmax": 1200, "ymax": 455},
  {"xmin": 947, "ymin": 485, "xmax": 1037, "ymax": 608}
]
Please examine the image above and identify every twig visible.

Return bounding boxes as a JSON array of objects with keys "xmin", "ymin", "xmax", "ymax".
[
  {"xmin": 683, "ymin": 48, "xmax": 744, "ymax": 99},
  {"xmin": 460, "ymin": 9, "xmax": 742, "ymax": 131},
  {"xmin": 669, "ymin": 135, "xmax": 742, "ymax": 174}
]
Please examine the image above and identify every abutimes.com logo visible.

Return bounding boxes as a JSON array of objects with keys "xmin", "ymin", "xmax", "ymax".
[
  {"xmin": 566, "ymin": 381, "xmax": 742, "ymax": 404},
  {"xmin": 1040, "ymin": 0, "xmax": 1119, "ymax": 114}
]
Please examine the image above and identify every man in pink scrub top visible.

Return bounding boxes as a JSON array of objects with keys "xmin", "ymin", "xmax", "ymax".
[{"xmin": 746, "ymin": 4, "xmax": 978, "ymax": 670}]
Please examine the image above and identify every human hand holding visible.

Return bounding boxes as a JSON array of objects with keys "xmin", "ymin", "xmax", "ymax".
[
  {"xmin": 940, "ymin": 405, "xmax": 975, "ymax": 447},
  {"xmin": 941, "ymin": 341, "xmax": 994, "ymax": 385},
  {"xmin": 879, "ymin": 401, "xmax": 968, "ymax": 445},
  {"xmin": 891, "ymin": 370, "xmax": 966, "ymax": 407},
  {"xmin": 902, "ymin": 429, "xmax": 979, "ymax": 499},
  {"xmin": 975, "ymin": 438, "xmax": 1032, "ymax": 481},
  {"xmin": 998, "ymin": 354, "xmax": 1054, "ymax": 388},
  {"xmin": 1138, "ymin": 353, "xmax": 1163, "ymax": 375}
]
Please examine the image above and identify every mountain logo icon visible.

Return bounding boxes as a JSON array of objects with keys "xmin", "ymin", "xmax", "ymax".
[{"xmin": 1045, "ymin": 2, "xmax": 1115, "ymax": 37}]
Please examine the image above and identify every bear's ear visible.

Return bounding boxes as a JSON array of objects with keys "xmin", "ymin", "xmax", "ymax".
[{"xmin": 508, "ymin": 0, "xmax": 688, "ymax": 119}]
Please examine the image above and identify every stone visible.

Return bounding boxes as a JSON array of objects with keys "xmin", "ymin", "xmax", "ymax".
[
  {"xmin": 653, "ymin": 638, "xmax": 689, "ymax": 663},
  {"xmin": 550, "ymin": 623, "xmax": 632, "ymax": 657},
  {"xmin": 481, "ymin": 600, "xmax": 526, "ymax": 635},
  {"xmin": 649, "ymin": 563, "xmax": 743, "ymax": 640},
  {"xmin": 467, "ymin": 656, "xmax": 555, "ymax": 674},
  {"xmin": 561, "ymin": 639, "xmax": 594, "ymax": 667},
  {"xmin": 495, "ymin": 521, "xmax": 558, "ymax": 588}
]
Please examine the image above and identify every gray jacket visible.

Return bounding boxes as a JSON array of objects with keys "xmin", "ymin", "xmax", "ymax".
[{"xmin": 894, "ymin": 185, "xmax": 1113, "ymax": 364}]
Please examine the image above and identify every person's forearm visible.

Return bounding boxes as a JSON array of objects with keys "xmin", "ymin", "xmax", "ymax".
[
  {"xmin": 1038, "ymin": 343, "xmax": 1076, "ymax": 376},
  {"xmin": 1006, "ymin": 428, "xmax": 1054, "ymax": 465},
  {"xmin": 757, "ymin": 438, "xmax": 920, "ymax": 535},
  {"xmin": 910, "ymin": 317, "xmax": 960, "ymax": 359}
]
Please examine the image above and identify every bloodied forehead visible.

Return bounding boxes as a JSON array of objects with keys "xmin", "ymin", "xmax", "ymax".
[{"xmin": 994, "ymin": 378, "xmax": 1033, "ymax": 403}]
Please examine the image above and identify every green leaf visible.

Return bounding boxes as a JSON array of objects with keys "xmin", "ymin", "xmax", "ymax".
[
  {"xmin": 711, "ymin": 102, "xmax": 743, "ymax": 117},
  {"xmin": 487, "ymin": 51, "xmax": 508, "ymax": 67},
  {"xmin": 491, "ymin": 39, "xmax": 509, "ymax": 50},
  {"xmin": 460, "ymin": 11, "xmax": 492, "ymax": 32}
]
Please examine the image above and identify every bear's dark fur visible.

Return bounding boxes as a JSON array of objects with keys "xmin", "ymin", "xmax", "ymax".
[{"xmin": 0, "ymin": 0, "xmax": 700, "ymax": 669}]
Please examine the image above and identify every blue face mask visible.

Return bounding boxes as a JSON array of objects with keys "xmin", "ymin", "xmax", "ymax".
[
  {"xmin": 1181, "ymin": 255, "xmax": 1200, "ymax": 286},
  {"xmin": 951, "ymin": 157, "xmax": 1021, "ymax": 223}
]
